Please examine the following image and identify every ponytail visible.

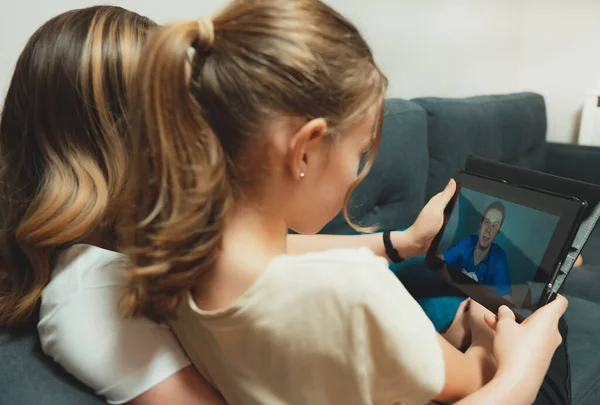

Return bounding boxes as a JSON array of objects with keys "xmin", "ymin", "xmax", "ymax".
[{"xmin": 119, "ymin": 20, "xmax": 232, "ymax": 322}]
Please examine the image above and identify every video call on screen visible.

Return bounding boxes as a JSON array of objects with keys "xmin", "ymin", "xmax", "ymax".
[{"xmin": 436, "ymin": 187, "xmax": 559, "ymax": 309}]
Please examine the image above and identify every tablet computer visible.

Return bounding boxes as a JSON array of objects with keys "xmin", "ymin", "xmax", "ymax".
[
  {"xmin": 425, "ymin": 171, "xmax": 586, "ymax": 320},
  {"xmin": 465, "ymin": 156, "xmax": 600, "ymax": 303}
]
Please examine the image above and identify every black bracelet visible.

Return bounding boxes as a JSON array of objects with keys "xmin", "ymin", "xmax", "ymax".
[{"xmin": 383, "ymin": 230, "xmax": 404, "ymax": 264}]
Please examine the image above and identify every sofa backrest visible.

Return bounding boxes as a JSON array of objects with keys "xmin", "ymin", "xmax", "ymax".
[
  {"xmin": 321, "ymin": 98, "xmax": 428, "ymax": 234},
  {"xmin": 322, "ymin": 93, "xmax": 548, "ymax": 235},
  {"xmin": 414, "ymin": 92, "xmax": 547, "ymax": 199}
]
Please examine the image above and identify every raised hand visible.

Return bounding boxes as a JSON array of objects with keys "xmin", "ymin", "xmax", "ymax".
[{"xmin": 404, "ymin": 179, "xmax": 457, "ymax": 255}]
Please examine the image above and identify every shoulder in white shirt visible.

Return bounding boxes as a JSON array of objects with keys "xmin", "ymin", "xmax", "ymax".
[{"xmin": 38, "ymin": 244, "xmax": 190, "ymax": 404}]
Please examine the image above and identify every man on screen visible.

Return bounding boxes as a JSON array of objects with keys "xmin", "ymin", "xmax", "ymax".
[{"xmin": 443, "ymin": 201, "xmax": 512, "ymax": 298}]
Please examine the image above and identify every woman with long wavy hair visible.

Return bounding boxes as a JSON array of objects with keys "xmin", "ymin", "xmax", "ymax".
[{"xmin": 0, "ymin": 6, "xmax": 224, "ymax": 404}]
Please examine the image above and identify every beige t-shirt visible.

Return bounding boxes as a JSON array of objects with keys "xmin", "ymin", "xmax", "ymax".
[{"xmin": 171, "ymin": 247, "xmax": 445, "ymax": 405}]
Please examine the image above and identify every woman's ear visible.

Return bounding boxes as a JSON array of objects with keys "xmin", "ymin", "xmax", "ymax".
[{"xmin": 287, "ymin": 118, "xmax": 327, "ymax": 180}]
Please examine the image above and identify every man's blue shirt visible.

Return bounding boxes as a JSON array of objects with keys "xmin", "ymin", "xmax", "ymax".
[{"xmin": 444, "ymin": 235, "xmax": 512, "ymax": 296}]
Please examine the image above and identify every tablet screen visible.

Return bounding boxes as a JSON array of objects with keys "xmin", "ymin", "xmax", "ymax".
[
  {"xmin": 435, "ymin": 187, "xmax": 559, "ymax": 308},
  {"xmin": 426, "ymin": 171, "xmax": 584, "ymax": 317}
]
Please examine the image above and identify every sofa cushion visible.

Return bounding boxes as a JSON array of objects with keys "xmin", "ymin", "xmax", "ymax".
[
  {"xmin": 562, "ymin": 227, "xmax": 600, "ymax": 304},
  {"xmin": 563, "ymin": 295, "xmax": 600, "ymax": 405},
  {"xmin": 413, "ymin": 93, "xmax": 547, "ymax": 199},
  {"xmin": 0, "ymin": 331, "xmax": 104, "ymax": 405},
  {"xmin": 321, "ymin": 98, "xmax": 428, "ymax": 234}
]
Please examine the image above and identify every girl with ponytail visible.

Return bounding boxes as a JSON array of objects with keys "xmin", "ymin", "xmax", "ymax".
[{"xmin": 120, "ymin": 1, "xmax": 568, "ymax": 404}]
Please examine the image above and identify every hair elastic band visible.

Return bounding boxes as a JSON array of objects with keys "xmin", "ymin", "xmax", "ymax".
[{"xmin": 196, "ymin": 17, "xmax": 215, "ymax": 49}]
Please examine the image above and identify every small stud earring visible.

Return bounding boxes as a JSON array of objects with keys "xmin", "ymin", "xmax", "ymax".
[{"xmin": 300, "ymin": 172, "xmax": 305, "ymax": 178}]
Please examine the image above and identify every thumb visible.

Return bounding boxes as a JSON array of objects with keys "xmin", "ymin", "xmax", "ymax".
[
  {"xmin": 530, "ymin": 294, "xmax": 568, "ymax": 325},
  {"xmin": 496, "ymin": 305, "xmax": 516, "ymax": 325},
  {"xmin": 436, "ymin": 179, "xmax": 456, "ymax": 205},
  {"xmin": 544, "ymin": 294, "xmax": 569, "ymax": 319}
]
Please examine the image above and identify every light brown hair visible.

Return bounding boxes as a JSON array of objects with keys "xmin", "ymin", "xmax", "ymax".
[
  {"xmin": 119, "ymin": 0, "xmax": 388, "ymax": 322},
  {"xmin": 0, "ymin": 6, "xmax": 156, "ymax": 327}
]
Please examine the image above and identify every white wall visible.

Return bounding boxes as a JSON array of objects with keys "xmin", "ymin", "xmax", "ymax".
[
  {"xmin": 516, "ymin": 0, "xmax": 600, "ymax": 143},
  {"xmin": 1, "ymin": 0, "xmax": 599, "ymax": 142}
]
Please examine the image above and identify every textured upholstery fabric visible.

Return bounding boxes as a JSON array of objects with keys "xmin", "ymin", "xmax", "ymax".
[
  {"xmin": 321, "ymin": 98, "xmax": 429, "ymax": 234},
  {"xmin": 413, "ymin": 93, "xmax": 547, "ymax": 199},
  {"xmin": 563, "ymin": 227, "xmax": 600, "ymax": 405},
  {"xmin": 546, "ymin": 142, "xmax": 600, "ymax": 186},
  {"xmin": 0, "ymin": 331, "xmax": 104, "ymax": 405},
  {"xmin": 563, "ymin": 227, "xmax": 600, "ymax": 305},
  {"xmin": 564, "ymin": 294, "xmax": 600, "ymax": 405}
]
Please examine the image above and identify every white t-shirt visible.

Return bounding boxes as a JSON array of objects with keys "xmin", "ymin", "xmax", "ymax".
[
  {"xmin": 38, "ymin": 244, "xmax": 190, "ymax": 404},
  {"xmin": 171, "ymin": 247, "xmax": 445, "ymax": 405}
]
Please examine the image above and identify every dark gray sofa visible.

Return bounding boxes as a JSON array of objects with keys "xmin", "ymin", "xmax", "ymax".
[{"xmin": 2, "ymin": 93, "xmax": 599, "ymax": 405}]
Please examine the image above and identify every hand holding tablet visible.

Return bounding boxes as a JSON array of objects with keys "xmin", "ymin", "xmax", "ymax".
[{"xmin": 426, "ymin": 157, "xmax": 600, "ymax": 320}]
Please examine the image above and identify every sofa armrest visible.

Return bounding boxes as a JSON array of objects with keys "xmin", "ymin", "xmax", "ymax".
[{"xmin": 545, "ymin": 142, "xmax": 600, "ymax": 185}]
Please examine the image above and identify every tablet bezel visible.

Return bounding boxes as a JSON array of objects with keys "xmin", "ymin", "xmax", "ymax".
[
  {"xmin": 466, "ymin": 155, "xmax": 600, "ymax": 217},
  {"xmin": 425, "ymin": 171, "xmax": 585, "ymax": 317}
]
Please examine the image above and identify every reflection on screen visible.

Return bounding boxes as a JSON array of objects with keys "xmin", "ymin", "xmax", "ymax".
[{"xmin": 436, "ymin": 187, "xmax": 559, "ymax": 308}]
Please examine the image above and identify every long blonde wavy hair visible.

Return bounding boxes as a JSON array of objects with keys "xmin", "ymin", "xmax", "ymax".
[
  {"xmin": 119, "ymin": 0, "xmax": 388, "ymax": 322},
  {"xmin": 0, "ymin": 6, "xmax": 156, "ymax": 327}
]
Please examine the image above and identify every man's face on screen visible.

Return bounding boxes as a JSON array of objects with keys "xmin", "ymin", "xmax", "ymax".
[{"xmin": 478, "ymin": 208, "xmax": 503, "ymax": 249}]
